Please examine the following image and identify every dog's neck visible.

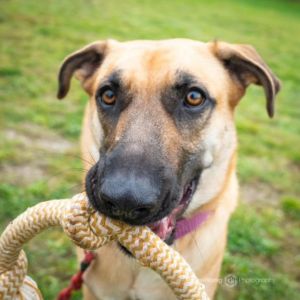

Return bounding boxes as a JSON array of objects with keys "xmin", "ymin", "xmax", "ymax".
[{"xmin": 173, "ymin": 154, "xmax": 238, "ymax": 274}]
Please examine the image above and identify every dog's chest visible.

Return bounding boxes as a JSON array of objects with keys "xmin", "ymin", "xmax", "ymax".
[
  {"xmin": 131, "ymin": 267, "xmax": 176, "ymax": 300},
  {"xmin": 84, "ymin": 245, "xmax": 177, "ymax": 300},
  {"xmin": 83, "ymin": 239, "xmax": 206, "ymax": 300}
]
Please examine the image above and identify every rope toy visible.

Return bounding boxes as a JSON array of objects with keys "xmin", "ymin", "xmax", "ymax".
[{"xmin": 0, "ymin": 193, "xmax": 208, "ymax": 300}]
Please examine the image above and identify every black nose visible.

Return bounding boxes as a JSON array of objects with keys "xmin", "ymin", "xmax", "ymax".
[{"xmin": 99, "ymin": 172, "xmax": 161, "ymax": 223}]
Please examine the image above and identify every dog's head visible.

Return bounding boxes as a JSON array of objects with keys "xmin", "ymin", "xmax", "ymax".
[{"xmin": 58, "ymin": 39, "xmax": 280, "ymax": 242}]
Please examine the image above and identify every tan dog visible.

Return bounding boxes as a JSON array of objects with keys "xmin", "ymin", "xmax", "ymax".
[{"xmin": 57, "ymin": 39, "xmax": 280, "ymax": 300}]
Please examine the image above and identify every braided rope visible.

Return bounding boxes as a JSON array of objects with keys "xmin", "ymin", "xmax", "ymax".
[{"xmin": 0, "ymin": 193, "xmax": 208, "ymax": 300}]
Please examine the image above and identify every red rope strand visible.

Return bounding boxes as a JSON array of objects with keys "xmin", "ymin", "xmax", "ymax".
[{"xmin": 57, "ymin": 251, "xmax": 95, "ymax": 300}]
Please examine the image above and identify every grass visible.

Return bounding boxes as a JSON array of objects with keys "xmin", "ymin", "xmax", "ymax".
[{"xmin": 0, "ymin": 0, "xmax": 299, "ymax": 299}]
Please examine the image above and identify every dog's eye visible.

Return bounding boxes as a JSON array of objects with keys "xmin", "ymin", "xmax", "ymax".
[
  {"xmin": 100, "ymin": 89, "xmax": 116, "ymax": 105},
  {"xmin": 184, "ymin": 90, "xmax": 206, "ymax": 107}
]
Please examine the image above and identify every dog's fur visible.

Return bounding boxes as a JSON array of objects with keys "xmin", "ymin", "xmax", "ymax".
[{"xmin": 57, "ymin": 39, "xmax": 280, "ymax": 299}]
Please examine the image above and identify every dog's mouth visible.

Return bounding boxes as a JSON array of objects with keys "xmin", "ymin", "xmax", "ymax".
[{"xmin": 147, "ymin": 177, "xmax": 198, "ymax": 242}]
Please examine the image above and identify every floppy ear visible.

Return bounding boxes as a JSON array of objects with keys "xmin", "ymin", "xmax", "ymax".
[
  {"xmin": 57, "ymin": 41, "xmax": 108, "ymax": 99},
  {"xmin": 211, "ymin": 41, "xmax": 281, "ymax": 118}
]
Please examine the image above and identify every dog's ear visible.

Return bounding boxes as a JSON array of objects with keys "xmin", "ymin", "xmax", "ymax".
[
  {"xmin": 211, "ymin": 41, "xmax": 281, "ymax": 118},
  {"xmin": 57, "ymin": 41, "xmax": 108, "ymax": 99}
]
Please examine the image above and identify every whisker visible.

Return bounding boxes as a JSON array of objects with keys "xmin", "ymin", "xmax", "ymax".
[
  {"xmin": 58, "ymin": 152, "xmax": 95, "ymax": 167},
  {"xmin": 62, "ymin": 182, "xmax": 86, "ymax": 193},
  {"xmin": 44, "ymin": 167, "xmax": 89, "ymax": 184},
  {"xmin": 191, "ymin": 231, "xmax": 205, "ymax": 263},
  {"xmin": 87, "ymin": 149, "xmax": 97, "ymax": 164}
]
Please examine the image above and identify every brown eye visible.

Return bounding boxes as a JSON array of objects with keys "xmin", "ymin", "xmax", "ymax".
[
  {"xmin": 101, "ymin": 89, "xmax": 116, "ymax": 105},
  {"xmin": 185, "ymin": 90, "xmax": 205, "ymax": 106}
]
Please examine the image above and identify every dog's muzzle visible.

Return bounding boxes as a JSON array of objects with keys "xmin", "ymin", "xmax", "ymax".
[{"xmin": 85, "ymin": 153, "xmax": 178, "ymax": 226}]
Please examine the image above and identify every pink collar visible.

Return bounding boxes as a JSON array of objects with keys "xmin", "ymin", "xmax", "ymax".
[{"xmin": 175, "ymin": 210, "xmax": 212, "ymax": 240}]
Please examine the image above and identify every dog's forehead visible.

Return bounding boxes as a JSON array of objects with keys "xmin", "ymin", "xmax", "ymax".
[{"xmin": 97, "ymin": 39, "xmax": 229, "ymax": 95}]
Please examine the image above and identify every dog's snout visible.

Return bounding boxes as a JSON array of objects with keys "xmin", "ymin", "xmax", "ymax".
[
  {"xmin": 86, "ymin": 139, "xmax": 178, "ymax": 225},
  {"xmin": 98, "ymin": 171, "xmax": 161, "ymax": 223}
]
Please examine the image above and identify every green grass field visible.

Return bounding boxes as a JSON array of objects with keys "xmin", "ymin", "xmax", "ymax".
[{"xmin": 0, "ymin": 0, "xmax": 299, "ymax": 299}]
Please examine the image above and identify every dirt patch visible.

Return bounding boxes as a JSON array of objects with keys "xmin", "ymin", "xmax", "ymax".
[
  {"xmin": 1, "ymin": 124, "xmax": 76, "ymax": 185},
  {"xmin": 4, "ymin": 124, "xmax": 74, "ymax": 153},
  {"xmin": 240, "ymin": 182, "xmax": 280, "ymax": 205},
  {"xmin": 0, "ymin": 163, "xmax": 46, "ymax": 185}
]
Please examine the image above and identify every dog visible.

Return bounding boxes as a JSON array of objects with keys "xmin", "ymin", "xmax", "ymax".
[{"xmin": 57, "ymin": 39, "xmax": 280, "ymax": 299}]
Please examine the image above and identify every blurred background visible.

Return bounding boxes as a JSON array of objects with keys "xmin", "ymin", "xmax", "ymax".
[{"xmin": 0, "ymin": 0, "xmax": 299, "ymax": 299}]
